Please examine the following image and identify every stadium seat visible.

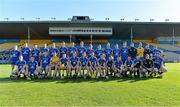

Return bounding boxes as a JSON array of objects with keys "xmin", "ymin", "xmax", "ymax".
[
  {"xmin": 0, "ymin": 43, "xmax": 19, "ymax": 51},
  {"xmin": 133, "ymin": 40, "xmax": 152, "ymax": 44},
  {"xmin": 83, "ymin": 39, "xmax": 108, "ymax": 44}
]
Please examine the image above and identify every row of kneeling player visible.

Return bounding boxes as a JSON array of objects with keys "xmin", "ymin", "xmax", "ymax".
[{"xmin": 10, "ymin": 52, "xmax": 167, "ymax": 80}]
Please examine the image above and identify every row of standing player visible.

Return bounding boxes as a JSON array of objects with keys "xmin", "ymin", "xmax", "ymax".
[{"xmin": 10, "ymin": 41, "xmax": 167, "ymax": 79}]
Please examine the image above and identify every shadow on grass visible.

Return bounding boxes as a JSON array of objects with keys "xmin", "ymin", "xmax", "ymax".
[
  {"xmin": 0, "ymin": 76, "xmax": 163, "ymax": 84},
  {"xmin": 117, "ymin": 76, "xmax": 163, "ymax": 83}
]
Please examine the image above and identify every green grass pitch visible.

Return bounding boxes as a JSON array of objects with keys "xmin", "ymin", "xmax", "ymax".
[{"xmin": 0, "ymin": 63, "xmax": 180, "ymax": 106}]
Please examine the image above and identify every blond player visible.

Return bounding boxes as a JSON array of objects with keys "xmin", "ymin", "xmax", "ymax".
[
  {"xmin": 137, "ymin": 42, "xmax": 144, "ymax": 58},
  {"xmin": 50, "ymin": 52, "xmax": 59, "ymax": 78}
]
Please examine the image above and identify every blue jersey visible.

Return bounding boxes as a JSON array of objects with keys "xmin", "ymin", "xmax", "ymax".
[
  {"xmin": 21, "ymin": 47, "xmax": 31, "ymax": 62},
  {"xmin": 104, "ymin": 48, "xmax": 112, "ymax": 60},
  {"xmin": 107, "ymin": 59, "xmax": 114, "ymax": 67},
  {"xmin": 98, "ymin": 59, "xmax": 106, "ymax": 66},
  {"xmin": 78, "ymin": 47, "xmax": 86, "ymax": 57},
  {"xmin": 59, "ymin": 47, "xmax": 68, "ymax": 58},
  {"xmin": 87, "ymin": 49, "xmax": 94, "ymax": 58},
  {"xmin": 134, "ymin": 58, "xmax": 143, "ymax": 65},
  {"xmin": 133, "ymin": 58, "xmax": 143, "ymax": 68},
  {"xmin": 68, "ymin": 47, "xmax": 77, "ymax": 57},
  {"xmin": 49, "ymin": 47, "xmax": 58, "ymax": 57},
  {"xmin": 70, "ymin": 57, "xmax": 79, "ymax": 67},
  {"xmin": 152, "ymin": 49, "xmax": 161, "ymax": 58},
  {"xmin": 89, "ymin": 57, "xmax": 97, "ymax": 67},
  {"xmin": 40, "ymin": 47, "xmax": 49, "ymax": 54},
  {"xmin": 80, "ymin": 57, "xmax": 88, "ymax": 67},
  {"xmin": 10, "ymin": 49, "xmax": 20, "ymax": 65},
  {"xmin": 125, "ymin": 60, "xmax": 133, "ymax": 67},
  {"xmin": 16, "ymin": 60, "xmax": 26, "ymax": 71},
  {"xmin": 153, "ymin": 57, "xmax": 163, "ymax": 69},
  {"xmin": 113, "ymin": 49, "xmax": 121, "ymax": 60},
  {"xmin": 28, "ymin": 61, "xmax": 38, "ymax": 73},
  {"xmin": 115, "ymin": 60, "xmax": 123, "ymax": 69},
  {"xmin": 61, "ymin": 58, "xmax": 68, "ymax": 67},
  {"xmin": 41, "ymin": 56, "xmax": 50, "ymax": 69},
  {"xmin": 121, "ymin": 47, "xmax": 128, "ymax": 63},
  {"xmin": 144, "ymin": 48, "xmax": 152, "ymax": 58},
  {"xmin": 31, "ymin": 48, "xmax": 40, "ymax": 62},
  {"xmin": 95, "ymin": 49, "xmax": 103, "ymax": 59}
]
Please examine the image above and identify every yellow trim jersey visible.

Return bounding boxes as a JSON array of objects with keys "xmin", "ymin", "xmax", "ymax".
[
  {"xmin": 51, "ymin": 56, "xmax": 59, "ymax": 64},
  {"xmin": 137, "ymin": 47, "xmax": 144, "ymax": 57}
]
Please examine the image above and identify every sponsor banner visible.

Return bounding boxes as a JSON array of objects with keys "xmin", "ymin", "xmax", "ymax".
[{"xmin": 49, "ymin": 27, "xmax": 112, "ymax": 35}]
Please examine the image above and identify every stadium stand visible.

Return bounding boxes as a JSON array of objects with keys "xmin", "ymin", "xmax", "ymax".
[
  {"xmin": 157, "ymin": 36, "xmax": 180, "ymax": 44},
  {"xmin": 163, "ymin": 52, "xmax": 180, "ymax": 62},
  {"xmin": 157, "ymin": 44, "xmax": 180, "ymax": 51},
  {"xmin": 146, "ymin": 36, "xmax": 180, "ymax": 62},
  {"xmin": 0, "ymin": 16, "xmax": 180, "ymax": 63},
  {"xmin": 0, "ymin": 43, "xmax": 20, "ymax": 51},
  {"xmin": 0, "ymin": 39, "xmax": 20, "ymax": 44},
  {"xmin": 51, "ymin": 39, "xmax": 72, "ymax": 43},
  {"xmin": 176, "ymin": 42, "xmax": 180, "ymax": 47},
  {"xmin": 83, "ymin": 39, "xmax": 108, "ymax": 44},
  {"xmin": 0, "ymin": 50, "xmax": 10, "ymax": 64},
  {"xmin": 133, "ymin": 40, "xmax": 153, "ymax": 44},
  {"xmin": 20, "ymin": 40, "xmax": 51, "ymax": 45}
]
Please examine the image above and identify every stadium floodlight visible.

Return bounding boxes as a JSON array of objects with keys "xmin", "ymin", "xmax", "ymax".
[
  {"xmin": 150, "ymin": 19, "xmax": 154, "ymax": 22},
  {"xmin": 51, "ymin": 17, "xmax": 56, "ymax": 20},
  {"xmin": 105, "ymin": 18, "xmax": 109, "ymax": 21},
  {"xmin": 135, "ymin": 19, "xmax": 139, "ymax": 22},
  {"xmin": 90, "ymin": 18, "xmax": 94, "ymax": 21},
  {"xmin": 165, "ymin": 19, "xmax": 170, "ymax": 22},
  {"xmin": 4, "ymin": 18, "xmax": 9, "ymax": 21},
  {"xmin": 120, "ymin": 18, "xmax": 125, "ymax": 21},
  {"xmin": 20, "ymin": 18, "xmax": 24, "ymax": 21},
  {"xmin": 67, "ymin": 18, "xmax": 72, "ymax": 21},
  {"xmin": 35, "ymin": 17, "xmax": 40, "ymax": 21}
]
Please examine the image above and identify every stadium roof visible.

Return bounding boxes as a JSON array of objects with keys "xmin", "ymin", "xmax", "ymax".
[
  {"xmin": 0, "ymin": 17, "xmax": 180, "ymax": 40},
  {"xmin": 1, "ymin": 20, "xmax": 180, "ymax": 24}
]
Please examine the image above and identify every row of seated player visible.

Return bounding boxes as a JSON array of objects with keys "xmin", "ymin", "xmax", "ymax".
[
  {"xmin": 10, "ymin": 54, "xmax": 167, "ymax": 80},
  {"xmin": 9, "ymin": 41, "xmax": 167, "ymax": 80}
]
